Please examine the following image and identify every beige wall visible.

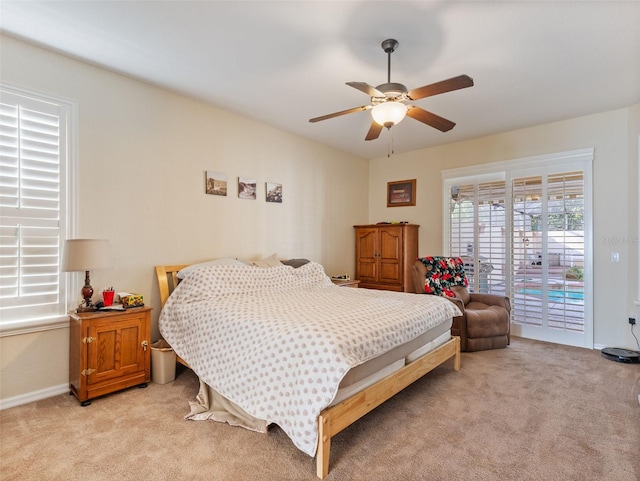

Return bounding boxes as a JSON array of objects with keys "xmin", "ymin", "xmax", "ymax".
[
  {"xmin": 0, "ymin": 36, "xmax": 369, "ymax": 403},
  {"xmin": 369, "ymin": 106, "xmax": 640, "ymax": 350}
]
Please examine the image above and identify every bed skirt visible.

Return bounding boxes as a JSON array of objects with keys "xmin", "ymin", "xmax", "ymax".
[{"xmin": 186, "ymin": 379, "xmax": 269, "ymax": 433}]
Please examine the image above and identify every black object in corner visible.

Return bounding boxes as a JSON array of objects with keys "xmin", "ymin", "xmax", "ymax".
[{"xmin": 601, "ymin": 347, "xmax": 640, "ymax": 363}]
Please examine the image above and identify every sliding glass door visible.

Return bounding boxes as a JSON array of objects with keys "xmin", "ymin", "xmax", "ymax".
[
  {"xmin": 510, "ymin": 171, "xmax": 587, "ymax": 346},
  {"xmin": 444, "ymin": 150, "xmax": 593, "ymax": 348}
]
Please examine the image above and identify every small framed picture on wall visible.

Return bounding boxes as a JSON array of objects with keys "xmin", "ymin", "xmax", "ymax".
[
  {"xmin": 238, "ymin": 176, "xmax": 257, "ymax": 199},
  {"xmin": 266, "ymin": 182, "xmax": 282, "ymax": 203},
  {"xmin": 205, "ymin": 171, "xmax": 228, "ymax": 196},
  {"xmin": 387, "ymin": 179, "xmax": 416, "ymax": 207}
]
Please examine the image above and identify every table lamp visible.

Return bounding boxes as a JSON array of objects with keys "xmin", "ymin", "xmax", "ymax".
[{"xmin": 62, "ymin": 239, "xmax": 113, "ymax": 312}]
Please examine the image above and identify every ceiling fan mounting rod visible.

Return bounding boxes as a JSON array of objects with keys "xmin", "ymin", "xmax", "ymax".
[{"xmin": 381, "ymin": 39, "xmax": 399, "ymax": 84}]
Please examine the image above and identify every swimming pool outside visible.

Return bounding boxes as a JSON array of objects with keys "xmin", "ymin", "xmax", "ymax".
[{"xmin": 518, "ymin": 287, "xmax": 584, "ymax": 303}]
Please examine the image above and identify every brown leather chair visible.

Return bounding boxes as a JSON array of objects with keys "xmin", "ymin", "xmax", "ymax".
[{"xmin": 412, "ymin": 259, "xmax": 511, "ymax": 352}]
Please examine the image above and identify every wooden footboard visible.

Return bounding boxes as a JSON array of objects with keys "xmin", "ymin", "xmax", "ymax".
[{"xmin": 316, "ymin": 336, "xmax": 460, "ymax": 479}]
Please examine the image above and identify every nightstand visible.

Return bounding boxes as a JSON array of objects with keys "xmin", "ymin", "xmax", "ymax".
[
  {"xmin": 69, "ymin": 306, "xmax": 151, "ymax": 406},
  {"xmin": 331, "ymin": 279, "xmax": 360, "ymax": 288}
]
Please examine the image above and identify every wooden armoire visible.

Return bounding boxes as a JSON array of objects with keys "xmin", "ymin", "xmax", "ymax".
[{"xmin": 354, "ymin": 223, "xmax": 419, "ymax": 292}]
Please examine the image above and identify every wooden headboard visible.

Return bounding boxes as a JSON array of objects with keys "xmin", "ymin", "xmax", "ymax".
[
  {"xmin": 155, "ymin": 264, "xmax": 191, "ymax": 368},
  {"xmin": 155, "ymin": 264, "xmax": 189, "ymax": 306}
]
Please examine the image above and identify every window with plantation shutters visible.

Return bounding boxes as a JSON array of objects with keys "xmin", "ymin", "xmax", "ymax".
[
  {"xmin": 510, "ymin": 171, "xmax": 586, "ymax": 345},
  {"xmin": 448, "ymin": 179, "xmax": 507, "ymax": 294},
  {"xmin": 444, "ymin": 149, "xmax": 593, "ymax": 349},
  {"xmin": 0, "ymin": 87, "xmax": 72, "ymax": 328}
]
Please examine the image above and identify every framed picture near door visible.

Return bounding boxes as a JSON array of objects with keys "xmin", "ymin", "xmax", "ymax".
[{"xmin": 387, "ymin": 179, "xmax": 416, "ymax": 207}]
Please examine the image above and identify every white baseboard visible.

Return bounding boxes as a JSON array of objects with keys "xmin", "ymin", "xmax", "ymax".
[
  {"xmin": 593, "ymin": 343, "xmax": 606, "ymax": 351},
  {"xmin": 0, "ymin": 383, "xmax": 69, "ymax": 410}
]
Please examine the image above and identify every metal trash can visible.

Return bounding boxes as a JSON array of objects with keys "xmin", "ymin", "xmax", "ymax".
[{"xmin": 151, "ymin": 339, "xmax": 176, "ymax": 384}]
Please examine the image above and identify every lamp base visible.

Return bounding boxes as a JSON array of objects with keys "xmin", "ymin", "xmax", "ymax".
[
  {"xmin": 76, "ymin": 294, "xmax": 96, "ymax": 313},
  {"xmin": 76, "ymin": 306, "xmax": 97, "ymax": 313}
]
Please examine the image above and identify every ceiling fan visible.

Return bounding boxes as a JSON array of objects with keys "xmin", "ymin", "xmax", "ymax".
[{"xmin": 309, "ymin": 39, "xmax": 474, "ymax": 141}]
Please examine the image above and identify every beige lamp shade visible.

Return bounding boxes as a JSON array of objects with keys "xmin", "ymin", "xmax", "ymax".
[{"xmin": 62, "ymin": 239, "xmax": 113, "ymax": 272}]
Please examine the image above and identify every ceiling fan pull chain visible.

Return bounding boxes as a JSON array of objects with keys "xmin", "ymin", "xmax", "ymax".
[{"xmin": 387, "ymin": 127, "xmax": 395, "ymax": 157}]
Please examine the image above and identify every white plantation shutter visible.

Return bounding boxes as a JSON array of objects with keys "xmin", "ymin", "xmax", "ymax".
[
  {"xmin": 448, "ymin": 179, "xmax": 507, "ymax": 293},
  {"xmin": 475, "ymin": 181, "xmax": 507, "ymax": 294},
  {"xmin": 449, "ymin": 184, "xmax": 474, "ymax": 254},
  {"xmin": 510, "ymin": 172, "xmax": 586, "ymax": 334},
  {"xmin": 511, "ymin": 175, "xmax": 543, "ymax": 327},
  {"xmin": 0, "ymin": 87, "xmax": 71, "ymax": 326},
  {"xmin": 444, "ymin": 149, "xmax": 592, "ymax": 348},
  {"xmin": 546, "ymin": 171, "xmax": 585, "ymax": 333}
]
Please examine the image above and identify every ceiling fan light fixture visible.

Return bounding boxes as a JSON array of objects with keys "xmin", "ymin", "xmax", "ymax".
[{"xmin": 371, "ymin": 101, "xmax": 407, "ymax": 127}]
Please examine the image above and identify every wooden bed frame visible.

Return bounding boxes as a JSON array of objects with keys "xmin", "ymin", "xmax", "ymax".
[
  {"xmin": 156, "ymin": 265, "xmax": 191, "ymax": 367},
  {"xmin": 155, "ymin": 264, "xmax": 461, "ymax": 479}
]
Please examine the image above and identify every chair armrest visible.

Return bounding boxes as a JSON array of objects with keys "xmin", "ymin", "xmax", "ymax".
[
  {"xmin": 411, "ymin": 261, "xmax": 427, "ymax": 294},
  {"xmin": 468, "ymin": 293, "xmax": 511, "ymax": 312}
]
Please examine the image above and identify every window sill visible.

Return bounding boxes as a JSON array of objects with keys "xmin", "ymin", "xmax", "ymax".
[{"xmin": 0, "ymin": 315, "xmax": 69, "ymax": 338}]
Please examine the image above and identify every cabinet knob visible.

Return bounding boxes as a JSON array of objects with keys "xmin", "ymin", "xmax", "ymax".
[{"xmin": 141, "ymin": 340, "xmax": 148, "ymax": 351}]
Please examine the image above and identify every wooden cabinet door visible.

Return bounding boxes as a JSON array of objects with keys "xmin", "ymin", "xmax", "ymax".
[
  {"xmin": 86, "ymin": 315, "xmax": 147, "ymax": 387},
  {"xmin": 378, "ymin": 226, "xmax": 403, "ymax": 285},
  {"xmin": 355, "ymin": 227, "xmax": 378, "ymax": 282}
]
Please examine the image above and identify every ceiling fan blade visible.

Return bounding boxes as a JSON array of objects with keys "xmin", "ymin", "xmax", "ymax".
[
  {"xmin": 406, "ymin": 106, "xmax": 456, "ymax": 132},
  {"xmin": 407, "ymin": 75, "xmax": 474, "ymax": 101},
  {"xmin": 365, "ymin": 121, "xmax": 383, "ymax": 141},
  {"xmin": 309, "ymin": 105, "xmax": 371, "ymax": 123},
  {"xmin": 347, "ymin": 82, "xmax": 385, "ymax": 98}
]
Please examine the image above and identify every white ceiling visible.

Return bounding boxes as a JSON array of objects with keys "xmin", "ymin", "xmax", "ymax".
[{"xmin": 1, "ymin": 1, "xmax": 639, "ymax": 159}]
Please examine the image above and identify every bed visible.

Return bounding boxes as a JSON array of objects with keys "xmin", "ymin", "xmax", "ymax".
[{"xmin": 156, "ymin": 259, "xmax": 461, "ymax": 478}]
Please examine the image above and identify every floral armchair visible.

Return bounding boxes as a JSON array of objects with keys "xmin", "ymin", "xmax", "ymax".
[{"xmin": 412, "ymin": 256, "xmax": 511, "ymax": 352}]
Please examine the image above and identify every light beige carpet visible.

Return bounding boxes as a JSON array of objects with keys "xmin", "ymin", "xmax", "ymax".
[{"xmin": 1, "ymin": 337, "xmax": 639, "ymax": 481}]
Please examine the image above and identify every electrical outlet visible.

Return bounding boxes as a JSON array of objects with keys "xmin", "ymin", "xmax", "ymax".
[{"xmin": 630, "ymin": 315, "xmax": 637, "ymax": 326}]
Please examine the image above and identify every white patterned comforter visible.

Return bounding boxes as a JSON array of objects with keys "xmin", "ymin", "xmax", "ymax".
[{"xmin": 158, "ymin": 261, "xmax": 460, "ymax": 456}]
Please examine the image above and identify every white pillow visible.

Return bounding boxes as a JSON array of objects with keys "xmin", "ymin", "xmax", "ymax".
[
  {"xmin": 177, "ymin": 258, "xmax": 247, "ymax": 279},
  {"xmin": 251, "ymin": 253, "xmax": 281, "ymax": 268}
]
